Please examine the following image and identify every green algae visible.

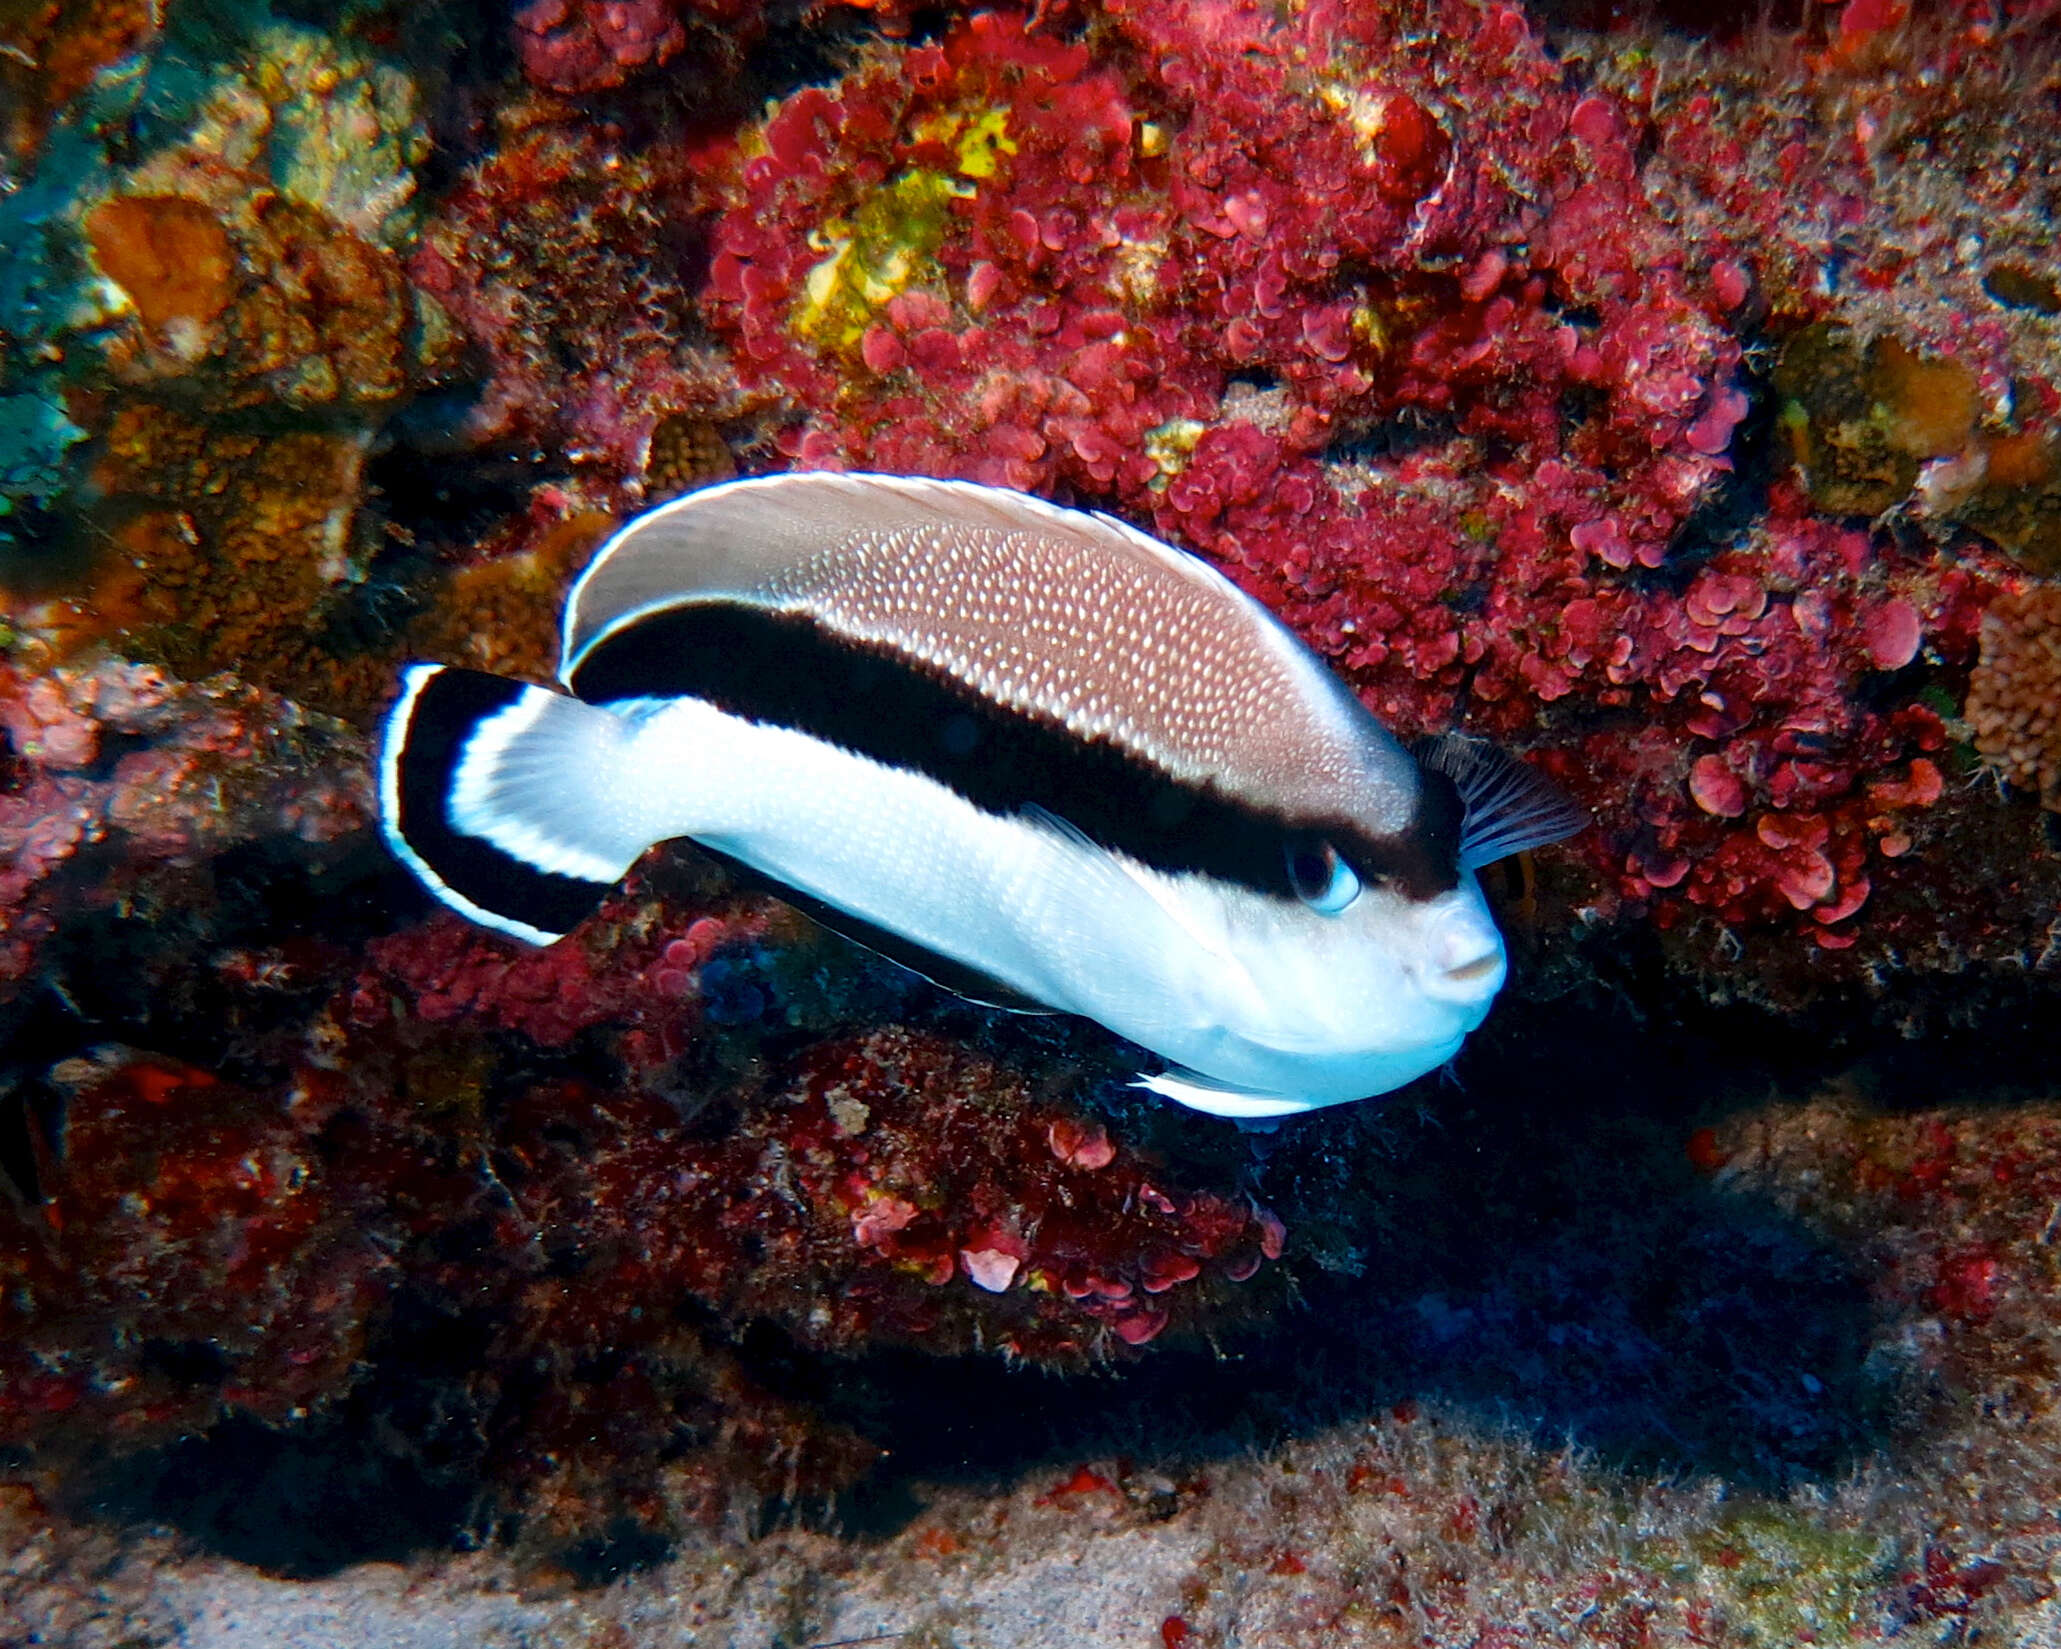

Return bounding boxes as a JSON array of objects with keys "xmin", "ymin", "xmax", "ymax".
[
  {"xmin": 1639, "ymin": 1503, "xmax": 1897, "ymax": 1645},
  {"xmin": 0, "ymin": 390, "xmax": 87, "ymax": 546},
  {"xmin": 938, "ymin": 106, "xmax": 1016, "ymax": 180}
]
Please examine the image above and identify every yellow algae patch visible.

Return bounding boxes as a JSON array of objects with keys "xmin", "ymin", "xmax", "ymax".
[
  {"xmin": 910, "ymin": 104, "xmax": 1016, "ymax": 179},
  {"xmin": 953, "ymin": 107, "xmax": 1015, "ymax": 178},
  {"xmin": 794, "ymin": 170, "xmax": 965, "ymax": 352},
  {"xmin": 793, "ymin": 107, "xmax": 1013, "ymax": 354},
  {"xmin": 1145, "ymin": 418, "xmax": 1207, "ymax": 488}
]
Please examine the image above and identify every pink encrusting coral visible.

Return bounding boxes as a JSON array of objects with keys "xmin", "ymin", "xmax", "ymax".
[
  {"xmin": 0, "ymin": 660, "xmax": 369, "ymax": 993},
  {"xmin": 697, "ymin": 0, "xmax": 2013, "ymax": 959},
  {"xmin": 513, "ymin": 0, "xmax": 696, "ymax": 94},
  {"xmin": 494, "ymin": 1027, "xmax": 1286, "ymax": 1363}
]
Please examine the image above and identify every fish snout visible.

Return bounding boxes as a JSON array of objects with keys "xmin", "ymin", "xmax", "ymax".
[{"xmin": 1415, "ymin": 897, "xmax": 1506, "ymax": 1002}]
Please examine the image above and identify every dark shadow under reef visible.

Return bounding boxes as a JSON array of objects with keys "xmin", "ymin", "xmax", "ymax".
[{"xmin": 51, "ymin": 946, "xmax": 2051, "ymax": 1580}]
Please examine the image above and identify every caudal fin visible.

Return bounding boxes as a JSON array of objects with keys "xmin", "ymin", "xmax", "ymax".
[{"xmin": 379, "ymin": 665, "xmax": 649, "ymax": 945}]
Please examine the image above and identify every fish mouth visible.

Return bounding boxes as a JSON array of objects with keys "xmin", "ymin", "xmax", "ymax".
[
  {"xmin": 1442, "ymin": 953, "xmax": 1503, "ymax": 987},
  {"xmin": 1412, "ymin": 943, "xmax": 1506, "ymax": 1005}
]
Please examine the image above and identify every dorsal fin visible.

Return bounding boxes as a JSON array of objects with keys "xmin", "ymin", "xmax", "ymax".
[
  {"xmin": 1413, "ymin": 733, "xmax": 1588, "ymax": 869},
  {"xmin": 559, "ymin": 473, "xmax": 1423, "ymax": 842}
]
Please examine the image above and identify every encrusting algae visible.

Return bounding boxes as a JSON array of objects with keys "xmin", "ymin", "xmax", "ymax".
[{"xmin": 4, "ymin": 0, "xmax": 2061, "ymax": 1627}]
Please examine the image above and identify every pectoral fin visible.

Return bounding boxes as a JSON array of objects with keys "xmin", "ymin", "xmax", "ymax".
[{"xmin": 1131, "ymin": 1067, "xmax": 1319, "ymax": 1119}]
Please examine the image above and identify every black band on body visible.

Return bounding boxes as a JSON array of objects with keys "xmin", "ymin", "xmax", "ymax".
[
  {"xmin": 567, "ymin": 604, "xmax": 1461, "ymax": 900},
  {"xmin": 391, "ymin": 667, "xmax": 618, "ymax": 937}
]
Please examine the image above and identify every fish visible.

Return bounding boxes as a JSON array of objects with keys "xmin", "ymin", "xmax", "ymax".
[{"xmin": 379, "ymin": 472, "xmax": 1585, "ymax": 1118}]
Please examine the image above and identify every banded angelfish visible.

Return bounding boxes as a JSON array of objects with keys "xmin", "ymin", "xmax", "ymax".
[{"xmin": 380, "ymin": 473, "xmax": 1583, "ymax": 1118}]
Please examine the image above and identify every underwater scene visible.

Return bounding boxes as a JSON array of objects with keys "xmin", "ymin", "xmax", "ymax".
[{"xmin": 3, "ymin": 0, "xmax": 2061, "ymax": 1641}]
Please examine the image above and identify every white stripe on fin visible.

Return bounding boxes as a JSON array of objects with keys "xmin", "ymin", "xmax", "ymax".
[
  {"xmin": 379, "ymin": 666, "xmax": 571, "ymax": 947},
  {"xmin": 445, "ymin": 685, "xmax": 655, "ymax": 889}
]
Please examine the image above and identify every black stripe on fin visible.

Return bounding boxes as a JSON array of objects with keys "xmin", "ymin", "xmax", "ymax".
[
  {"xmin": 568, "ymin": 604, "xmax": 1461, "ymax": 900},
  {"xmin": 1413, "ymin": 733, "xmax": 1588, "ymax": 870},
  {"xmin": 380, "ymin": 665, "xmax": 620, "ymax": 945}
]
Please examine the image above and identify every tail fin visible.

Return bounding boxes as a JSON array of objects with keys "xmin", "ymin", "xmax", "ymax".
[{"xmin": 379, "ymin": 665, "xmax": 648, "ymax": 945}]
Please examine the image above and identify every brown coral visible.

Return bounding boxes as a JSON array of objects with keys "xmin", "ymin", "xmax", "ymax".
[
  {"xmin": 1774, "ymin": 325, "xmax": 1982, "ymax": 518},
  {"xmin": 1965, "ymin": 585, "xmax": 2061, "ymax": 806},
  {"xmin": 83, "ymin": 195, "xmax": 237, "ymax": 342},
  {"xmin": 87, "ymin": 403, "xmax": 394, "ymax": 710},
  {"xmin": 224, "ymin": 198, "xmax": 419, "ymax": 408},
  {"xmin": 89, "ymin": 193, "xmax": 428, "ymax": 411},
  {"xmin": 402, "ymin": 500, "xmax": 616, "ymax": 685},
  {"xmin": 642, "ymin": 414, "xmax": 737, "ymax": 502},
  {"xmin": 0, "ymin": 0, "xmax": 159, "ymax": 164}
]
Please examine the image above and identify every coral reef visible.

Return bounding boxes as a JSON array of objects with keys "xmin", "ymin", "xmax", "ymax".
[
  {"xmin": 0, "ymin": 841, "xmax": 1287, "ymax": 1548},
  {"xmin": 513, "ymin": 0, "xmax": 698, "ymax": 94},
  {"xmin": 0, "ymin": 0, "xmax": 160, "ymax": 169},
  {"xmin": 1966, "ymin": 582, "xmax": 2061, "ymax": 806},
  {"xmin": 6, "ymin": 0, "xmax": 2061, "ymax": 1593},
  {"xmin": 0, "ymin": 658, "xmax": 367, "ymax": 991},
  {"xmin": 0, "ymin": 2, "xmax": 466, "ymax": 711},
  {"xmin": 350, "ymin": 897, "xmax": 1285, "ymax": 1369},
  {"xmin": 14, "ymin": 1060, "xmax": 2061, "ymax": 1642},
  {"xmin": 691, "ymin": 0, "xmax": 2061, "ymax": 977},
  {"xmin": 509, "ymin": 1026, "xmax": 1286, "ymax": 1361},
  {"xmin": 0, "ymin": 1047, "xmax": 396, "ymax": 1446},
  {"xmin": 408, "ymin": 110, "xmax": 738, "ymax": 482}
]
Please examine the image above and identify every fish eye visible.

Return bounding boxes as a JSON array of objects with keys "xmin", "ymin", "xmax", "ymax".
[{"xmin": 1286, "ymin": 839, "xmax": 1361, "ymax": 915}]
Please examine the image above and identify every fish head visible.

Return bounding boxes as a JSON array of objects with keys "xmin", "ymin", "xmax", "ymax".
[
  {"xmin": 1212, "ymin": 728, "xmax": 1582, "ymax": 1097},
  {"xmin": 1201, "ymin": 848, "xmax": 1506, "ymax": 1089},
  {"xmin": 1139, "ymin": 754, "xmax": 1515, "ymax": 1110}
]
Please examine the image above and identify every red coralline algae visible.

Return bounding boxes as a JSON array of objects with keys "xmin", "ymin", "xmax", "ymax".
[
  {"xmin": 359, "ymin": 911, "xmax": 650, "ymax": 1050},
  {"xmin": 710, "ymin": 0, "xmax": 1750, "ymax": 540},
  {"xmin": 699, "ymin": 2, "xmax": 2011, "ymax": 962},
  {"xmin": 1557, "ymin": 492, "xmax": 2009, "ymax": 949},
  {"xmin": 507, "ymin": 0, "xmax": 944, "ymax": 95},
  {"xmin": 353, "ymin": 885, "xmax": 846, "ymax": 1071},
  {"xmin": 513, "ymin": 0, "xmax": 693, "ymax": 94},
  {"xmin": 0, "ymin": 916, "xmax": 1283, "ymax": 1532},
  {"xmin": 0, "ymin": 660, "xmax": 368, "ymax": 993},
  {"xmin": 0, "ymin": 1048, "xmax": 397, "ymax": 1448},
  {"xmin": 491, "ymin": 1028, "xmax": 1286, "ymax": 1362}
]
